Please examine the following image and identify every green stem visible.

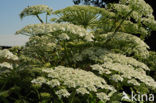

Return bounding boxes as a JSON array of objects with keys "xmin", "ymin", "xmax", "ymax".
[
  {"xmin": 46, "ymin": 13, "xmax": 48, "ymax": 23},
  {"xmin": 36, "ymin": 14, "xmax": 44, "ymax": 23},
  {"xmin": 105, "ymin": 9, "xmax": 134, "ymax": 44},
  {"xmin": 110, "ymin": 18, "xmax": 117, "ymax": 32},
  {"xmin": 69, "ymin": 90, "xmax": 76, "ymax": 103},
  {"xmin": 63, "ymin": 41, "xmax": 70, "ymax": 66},
  {"xmin": 34, "ymin": 88, "xmax": 41, "ymax": 101},
  {"xmin": 52, "ymin": 89, "xmax": 64, "ymax": 103},
  {"xmin": 0, "ymin": 81, "xmax": 7, "ymax": 91}
]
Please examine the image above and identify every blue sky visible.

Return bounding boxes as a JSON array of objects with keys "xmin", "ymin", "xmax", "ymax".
[{"xmin": 0, "ymin": 0, "xmax": 73, "ymax": 35}]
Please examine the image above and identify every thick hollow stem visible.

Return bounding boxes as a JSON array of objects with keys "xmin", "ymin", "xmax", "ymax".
[
  {"xmin": 105, "ymin": 9, "xmax": 134, "ymax": 44},
  {"xmin": 46, "ymin": 13, "xmax": 48, "ymax": 23},
  {"xmin": 69, "ymin": 90, "xmax": 76, "ymax": 103},
  {"xmin": 63, "ymin": 41, "xmax": 70, "ymax": 66},
  {"xmin": 36, "ymin": 14, "xmax": 44, "ymax": 23}
]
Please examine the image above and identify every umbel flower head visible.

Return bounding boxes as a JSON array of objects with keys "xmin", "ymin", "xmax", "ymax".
[
  {"xmin": 91, "ymin": 63, "xmax": 156, "ymax": 89},
  {"xmin": 20, "ymin": 35, "xmax": 59, "ymax": 65},
  {"xmin": 98, "ymin": 32, "xmax": 149, "ymax": 58},
  {"xmin": 32, "ymin": 66, "xmax": 116, "ymax": 101},
  {"xmin": 0, "ymin": 62, "xmax": 12, "ymax": 69},
  {"xmin": 0, "ymin": 49, "xmax": 18, "ymax": 61},
  {"xmin": 16, "ymin": 23, "xmax": 94, "ymax": 41},
  {"xmin": 88, "ymin": 48, "xmax": 156, "ymax": 89},
  {"xmin": 73, "ymin": 47, "xmax": 156, "ymax": 89},
  {"xmin": 0, "ymin": 49, "xmax": 18, "ymax": 73},
  {"xmin": 53, "ymin": 5, "xmax": 115, "ymax": 29},
  {"xmin": 0, "ymin": 62, "xmax": 13, "ymax": 75},
  {"xmin": 119, "ymin": 0, "xmax": 153, "ymax": 17},
  {"xmin": 20, "ymin": 5, "xmax": 53, "ymax": 19},
  {"xmin": 58, "ymin": 33, "xmax": 70, "ymax": 40},
  {"xmin": 73, "ymin": 47, "xmax": 149, "ymax": 71}
]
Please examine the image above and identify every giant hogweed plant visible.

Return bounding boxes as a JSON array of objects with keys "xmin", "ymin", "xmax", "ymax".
[
  {"xmin": 53, "ymin": 0, "xmax": 156, "ymax": 39},
  {"xmin": 0, "ymin": 0, "xmax": 156, "ymax": 102}
]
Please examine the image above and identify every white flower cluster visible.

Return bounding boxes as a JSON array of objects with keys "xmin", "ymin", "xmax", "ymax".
[
  {"xmin": 76, "ymin": 88, "xmax": 89, "ymax": 95},
  {"xmin": 119, "ymin": 0, "xmax": 153, "ymax": 17},
  {"xmin": 142, "ymin": 18, "xmax": 156, "ymax": 31},
  {"xmin": 22, "ymin": 35, "xmax": 58, "ymax": 64},
  {"xmin": 121, "ymin": 21, "xmax": 148, "ymax": 36},
  {"xmin": 53, "ymin": 4, "xmax": 155, "ymax": 38},
  {"xmin": 25, "ymin": 35, "xmax": 57, "ymax": 50},
  {"xmin": 53, "ymin": 5, "xmax": 116, "ymax": 32},
  {"xmin": 127, "ymin": 79, "xmax": 140, "ymax": 86},
  {"xmin": 0, "ymin": 49, "xmax": 18, "ymax": 73},
  {"xmin": 31, "ymin": 77, "xmax": 47, "ymax": 86},
  {"xmin": 91, "ymin": 62, "xmax": 156, "ymax": 89},
  {"xmin": 109, "ymin": 4, "xmax": 131, "ymax": 16},
  {"xmin": 89, "ymin": 64, "xmax": 112, "ymax": 75},
  {"xmin": 20, "ymin": 5, "xmax": 53, "ymax": 19},
  {"xmin": 47, "ymin": 79, "xmax": 60, "ymax": 88},
  {"xmin": 108, "ymin": 0, "xmax": 156, "ymax": 35},
  {"xmin": 16, "ymin": 23, "xmax": 94, "ymax": 41},
  {"xmin": 99, "ymin": 52, "xmax": 149, "ymax": 71},
  {"xmin": 0, "ymin": 62, "xmax": 12, "ymax": 69},
  {"xmin": 58, "ymin": 33, "xmax": 70, "ymax": 40},
  {"xmin": 54, "ymin": 5, "xmax": 116, "ymax": 20},
  {"xmin": 55, "ymin": 89, "xmax": 70, "ymax": 98},
  {"xmin": 0, "ymin": 49, "xmax": 18, "ymax": 61},
  {"xmin": 32, "ymin": 66, "xmax": 116, "ymax": 101},
  {"xmin": 99, "ymin": 32, "xmax": 149, "ymax": 58},
  {"xmin": 74, "ymin": 47, "xmax": 149, "ymax": 71},
  {"xmin": 0, "ymin": 62, "xmax": 12, "ymax": 74},
  {"xmin": 96, "ymin": 92, "xmax": 110, "ymax": 101},
  {"xmin": 73, "ymin": 47, "xmax": 156, "ymax": 88},
  {"xmin": 111, "ymin": 74, "xmax": 124, "ymax": 82}
]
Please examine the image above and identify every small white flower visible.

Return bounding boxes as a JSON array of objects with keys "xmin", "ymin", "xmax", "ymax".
[
  {"xmin": 128, "ymin": 79, "xmax": 140, "ymax": 86},
  {"xmin": 16, "ymin": 23, "xmax": 94, "ymax": 41},
  {"xmin": 31, "ymin": 77, "xmax": 46, "ymax": 86},
  {"xmin": 96, "ymin": 92, "xmax": 110, "ymax": 101},
  {"xmin": 55, "ymin": 89, "xmax": 70, "ymax": 98},
  {"xmin": 84, "ymin": 34, "xmax": 94, "ymax": 42},
  {"xmin": 39, "ymin": 66, "xmax": 115, "ymax": 98},
  {"xmin": 76, "ymin": 88, "xmax": 89, "ymax": 95},
  {"xmin": 47, "ymin": 79, "xmax": 60, "ymax": 88},
  {"xmin": 20, "ymin": 5, "xmax": 53, "ymax": 19},
  {"xmin": 0, "ymin": 49, "xmax": 18, "ymax": 61},
  {"xmin": 58, "ymin": 33, "xmax": 70, "ymax": 40},
  {"xmin": 0, "ymin": 62, "xmax": 13, "ymax": 69},
  {"xmin": 111, "ymin": 74, "xmax": 123, "ymax": 82},
  {"xmin": 99, "ymin": 32, "xmax": 149, "ymax": 59}
]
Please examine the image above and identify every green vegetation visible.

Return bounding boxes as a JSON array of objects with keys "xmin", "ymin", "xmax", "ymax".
[{"xmin": 0, "ymin": 0, "xmax": 156, "ymax": 102}]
